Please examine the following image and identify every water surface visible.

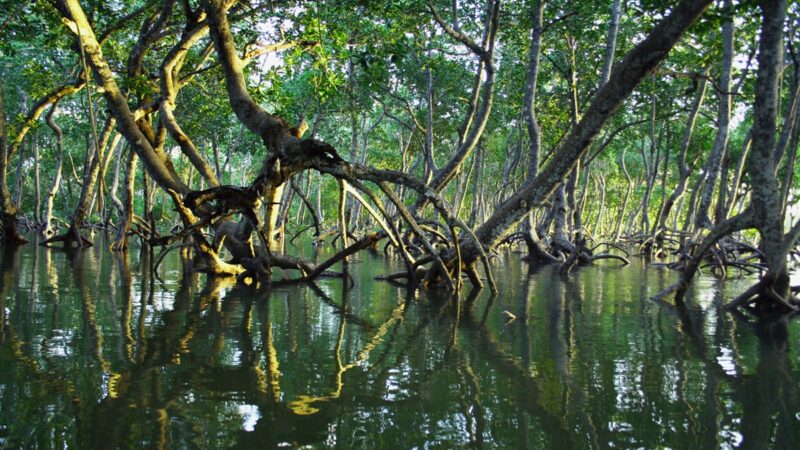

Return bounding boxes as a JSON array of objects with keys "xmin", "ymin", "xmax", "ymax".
[{"xmin": 1, "ymin": 235, "xmax": 799, "ymax": 448}]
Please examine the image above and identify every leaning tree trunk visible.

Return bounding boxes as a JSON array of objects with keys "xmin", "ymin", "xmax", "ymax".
[{"xmin": 458, "ymin": 0, "xmax": 714, "ymax": 264}]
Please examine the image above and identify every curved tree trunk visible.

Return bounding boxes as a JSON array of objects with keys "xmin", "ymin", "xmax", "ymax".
[
  {"xmin": 158, "ymin": 21, "xmax": 220, "ymax": 188},
  {"xmin": 43, "ymin": 103, "xmax": 65, "ymax": 238},
  {"xmin": 56, "ymin": 0, "xmax": 188, "ymax": 196},
  {"xmin": 0, "ymin": 81, "xmax": 26, "ymax": 244},
  {"xmin": 416, "ymin": 0, "xmax": 499, "ymax": 207},
  {"xmin": 613, "ymin": 148, "xmax": 632, "ymax": 240}
]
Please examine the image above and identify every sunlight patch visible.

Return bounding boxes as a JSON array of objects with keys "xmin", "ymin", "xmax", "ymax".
[{"xmin": 238, "ymin": 404, "xmax": 261, "ymax": 432}]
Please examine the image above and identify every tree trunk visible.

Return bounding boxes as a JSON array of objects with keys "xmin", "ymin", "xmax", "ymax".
[
  {"xmin": 552, "ymin": 185, "xmax": 571, "ymax": 254},
  {"xmin": 657, "ymin": 73, "xmax": 708, "ymax": 235},
  {"xmin": 43, "ymin": 103, "xmax": 64, "ymax": 238},
  {"xmin": 424, "ymin": 67, "xmax": 436, "ymax": 183},
  {"xmin": 694, "ymin": 0, "xmax": 733, "ymax": 231},
  {"xmin": 211, "ymin": 134, "xmax": 222, "ymax": 181},
  {"xmin": 0, "ymin": 80, "xmax": 26, "ymax": 244},
  {"xmin": 613, "ymin": 151, "xmax": 632, "ymax": 241},
  {"xmin": 591, "ymin": 174, "xmax": 606, "ymax": 237},
  {"xmin": 106, "ymin": 140, "xmax": 124, "ymax": 226},
  {"xmin": 417, "ymin": 0, "xmax": 499, "ymax": 205},
  {"xmin": 460, "ymin": 0, "xmax": 713, "ymax": 262},
  {"xmin": 468, "ymin": 145, "xmax": 485, "ymax": 228},
  {"xmin": 53, "ymin": 117, "xmax": 116, "ymax": 247},
  {"xmin": 745, "ymin": 0, "xmax": 791, "ymax": 305},
  {"xmin": 600, "ymin": 0, "xmax": 622, "ymax": 85},
  {"xmin": 640, "ymin": 101, "xmax": 660, "ymax": 236},
  {"xmin": 520, "ymin": 0, "xmax": 557, "ymax": 262},
  {"xmin": 33, "ymin": 136, "xmax": 41, "ymax": 226},
  {"xmin": 12, "ymin": 135, "xmax": 26, "ymax": 208},
  {"xmin": 681, "ymin": 180, "xmax": 702, "ymax": 236},
  {"xmin": 110, "ymin": 149, "xmax": 138, "ymax": 251}
]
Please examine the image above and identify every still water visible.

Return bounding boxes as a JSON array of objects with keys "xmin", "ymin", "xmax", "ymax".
[{"xmin": 1, "ymin": 235, "xmax": 799, "ymax": 449}]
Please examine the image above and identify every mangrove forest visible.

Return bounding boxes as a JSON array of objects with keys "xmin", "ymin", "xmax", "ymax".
[{"xmin": 1, "ymin": 0, "xmax": 800, "ymax": 447}]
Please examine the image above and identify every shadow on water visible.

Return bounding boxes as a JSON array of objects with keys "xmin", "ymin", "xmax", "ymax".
[{"xmin": 1, "ymin": 241, "xmax": 800, "ymax": 448}]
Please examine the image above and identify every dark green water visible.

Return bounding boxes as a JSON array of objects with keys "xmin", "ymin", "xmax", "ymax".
[{"xmin": 1, "ymin": 235, "xmax": 799, "ymax": 449}]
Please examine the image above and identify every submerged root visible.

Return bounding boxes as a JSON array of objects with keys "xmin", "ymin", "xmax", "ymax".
[
  {"xmin": 590, "ymin": 253, "xmax": 631, "ymax": 265},
  {"xmin": 41, "ymin": 225, "xmax": 92, "ymax": 249},
  {"xmin": 1, "ymin": 212, "xmax": 29, "ymax": 244},
  {"xmin": 726, "ymin": 276, "xmax": 799, "ymax": 314}
]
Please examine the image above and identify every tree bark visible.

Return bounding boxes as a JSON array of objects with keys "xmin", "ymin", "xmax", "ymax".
[
  {"xmin": 56, "ymin": 0, "xmax": 188, "ymax": 195},
  {"xmin": 0, "ymin": 80, "xmax": 26, "ymax": 244},
  {"xmin": 33, "ymin": 136, "xmax": 41, "ymax": 225},
  {"xmin": 745, "ymin": 0, "xmax": 791, "ymax": 304},
  {"xmin": 694, "ymin": 0, "xmax": 733, "ymax": 231},
  {"xmin": 419, "ymin": 0, "xmax": 499, "ymax": 204},
  {"xmin": 110, "ymin": 148, "xmax": 138, "ymax": 251},
  {"xmin": 158, "ymin": 19, "xmax": 220, "ymax": 188},
  {"xmin": 600, "ymin": 0, "xmax": 622, "ymax": 85},
  {"xmin": 107, "ymin": 141, "xmax": 124, "ymax": 225},
  {"xmin": 657, "ymin": 73, "xmax": 708, "ymax": 235},
  {"xmin": 43, "ymin": 103, "xmax": 64, "ymax": 238}
]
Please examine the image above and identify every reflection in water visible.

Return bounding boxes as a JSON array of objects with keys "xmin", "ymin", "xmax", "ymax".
[{"xmin": 1, "ymin": 241, "xmax": 799, "ymax": 448}]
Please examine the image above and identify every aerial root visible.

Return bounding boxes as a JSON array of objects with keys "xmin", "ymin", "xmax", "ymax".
[{"xmin": 590, "ymin": 253, "xmax": 631, "ymax": 265}]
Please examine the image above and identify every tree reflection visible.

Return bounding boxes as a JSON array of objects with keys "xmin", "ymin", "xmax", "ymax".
[{"xmin": 3, "ymin": 246, "xmax": 800, "ymax": 448}]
